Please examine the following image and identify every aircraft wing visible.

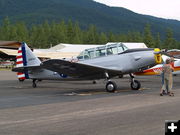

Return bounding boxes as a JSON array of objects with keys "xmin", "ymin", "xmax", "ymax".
[{"xmin": 42, "ymin": 59, "xmax": 122, "ymax": 79}]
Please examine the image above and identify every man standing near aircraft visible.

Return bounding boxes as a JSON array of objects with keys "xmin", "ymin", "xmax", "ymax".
[
  {"xmin": 160, "ymin": 62, "xmax": 165, "ymax": 96},
  {"xmin": 160, "ymin": 58, "xmax": 174, "ymax": 96}
]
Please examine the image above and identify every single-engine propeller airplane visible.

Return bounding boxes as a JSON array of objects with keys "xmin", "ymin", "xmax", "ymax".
[{"xmin": 12, "ymin": 42, "xmax": 162, "ymax": 92}]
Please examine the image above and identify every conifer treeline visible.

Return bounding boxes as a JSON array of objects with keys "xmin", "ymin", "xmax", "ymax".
[{"xmin": 0, "ymin": 17, "xmax": 179, "ymax": 49}]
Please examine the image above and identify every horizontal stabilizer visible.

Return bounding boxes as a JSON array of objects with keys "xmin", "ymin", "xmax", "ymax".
[{"xmin": 12, "ymin": 65, "xmax": 42, "ymax": 73}]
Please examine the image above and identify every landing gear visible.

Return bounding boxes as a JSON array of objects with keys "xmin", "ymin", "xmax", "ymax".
[
  {"xmin": 104, "ymin": 73, "xmax": 141, "ymax": 92},
  {"xmin": 92, "ymin": 80, "xmax": 97, "ymax": 84},
  {"xmin": 129, "ymin": 74, "xmax": 141, "ymax": 90},
  {"xmin": 32, "ymin": 79, "xmax": 37, "ymax": 88},
  {"xmin": 131, "ymin": 80, "xmax": 141, "ymax": 90},
  {"xmin": 106, "ymin": 81, "xmax": 117, "ymax": 92},
  {"xmin": 104, "ymin": 72, "xmax": 117, "ymax": 92},
  {"xmin": 118, "ymin": 74, "xmax": 123, "ymax": 78},
  {"xmin": 18, "ymin": 79, "xmax": 25, "ymax": 82}
]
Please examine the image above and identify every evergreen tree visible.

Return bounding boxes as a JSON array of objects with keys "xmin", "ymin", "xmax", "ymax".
[
  {"xmin": 107, "ymin": 32, "xmax": 116, "ymax": 42},
  {"xmin": 29, "ymin": 25, "xmax": 39, "ymax": 48},
  {"xmin": 57, "ymin": 20, "xmax": 68, "ymax": 43},
  {"xmin": 72, "ymin": 22, "xmax": 82, "ymax": 44},
  {"xmin": 163, "ymin": 28, "xmax": 175, "ymax": 49},
  {"xmin": 155, "ymin": 33, "xmax": 161, "ymax": 49},
  {"xmin": 42, "ymin": 21, "xmax": 51, "ymax": 46},
  {"xmin": 85, "ymin": 24, "xmax": 98, "ymax": 44},
  {"xmin": 38, "ymin": 25, "xmax": 48, "ymax": 48},
  {"xmin": 133, "ymin": 31, "xmax": 143, "ymax": 42},
  {"xmin": 50, "ymin": 21, "xmax": 61, "ymax": 46},
  {"xmin": 126, "ymin": 31, "xmax": 134, "ymax": 42},
  {"xmin": 126, "ymin": 31, "xmax": 142, "ymax": 42},
  {"xmin": 15, "ymin": 22, "xmax": 29, "ymax": 43},
  {"xmin": 67, "ymin": 20, "xmax": 74, "ymax": 43},
  {"xmin": 0, "ymin": 17, "xmax": 11, "ymax": 40},
  {"xmin": 143, "ymin": 24, "xmax": 155, "ymax": 47},
  {"xmin": 8, "ymin": 25, "xmax": 18, "ymax": 41},
  {"xmin": 98, "ymin": 32, "xmax": 108, "ymax": 44},
  {"xmin": 117, "ymin": 34, "xmax": 128, "ymax": 42},
  {"xmin": 176, "ymin": 41, "xmax": 180, "ymax": 49}
]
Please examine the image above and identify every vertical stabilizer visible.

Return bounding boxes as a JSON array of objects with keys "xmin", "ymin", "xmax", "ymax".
[
  {"xmin": 16, "ymin": 42, "xmax": 41, "ymax": 80},
  {"xmin": 21, "ymin": 42, "xmax": 41, "ymax": 66}
]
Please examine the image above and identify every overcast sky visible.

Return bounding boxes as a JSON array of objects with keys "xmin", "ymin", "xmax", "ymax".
[{"xmin": 94, "ymin": 0, "xmax": 180, "ymax": 21}]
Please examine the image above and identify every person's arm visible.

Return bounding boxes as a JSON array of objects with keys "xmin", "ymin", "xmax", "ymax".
[
  {"xmin": 162, "ymin": 64, "xmax": 166, "ymax": 72},
  {"xmin": 170, "ymin": 64, "xmax": 174, "ymax": 72}
]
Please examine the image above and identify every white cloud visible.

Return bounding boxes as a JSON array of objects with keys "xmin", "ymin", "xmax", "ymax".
[{"xmin": 94, "ymin": 0, "xmax": 180, "ymax": 20}]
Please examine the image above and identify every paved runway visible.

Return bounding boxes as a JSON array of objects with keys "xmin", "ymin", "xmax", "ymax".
[{"xmin": 0, "ymin": 70, "xmax": 180, "ymax": 135}]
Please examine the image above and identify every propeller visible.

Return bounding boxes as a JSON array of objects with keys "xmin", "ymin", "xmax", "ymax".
[{"xmin": 154, "ymin": 49, "xmax": 180, "ymax": 59}]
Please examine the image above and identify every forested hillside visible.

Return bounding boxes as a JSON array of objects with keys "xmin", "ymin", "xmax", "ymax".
[
  {"xmin": 0, "ymin": 17, "xmax": 179, "ymax": 49},
  {"xmin": 0, "ymin": 0, "xmax": 180, "ymax": 48}
]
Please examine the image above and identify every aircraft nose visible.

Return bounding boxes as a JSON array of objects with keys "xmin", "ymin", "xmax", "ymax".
[{"xmin": 154, "ymin": 48, "xmax": 162, "ymax": 64}]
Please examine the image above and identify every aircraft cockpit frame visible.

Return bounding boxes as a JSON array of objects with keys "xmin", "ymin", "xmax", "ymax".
[{"xmin": 77, "ymin": 43, "xmax": 128, "ymax": 60}]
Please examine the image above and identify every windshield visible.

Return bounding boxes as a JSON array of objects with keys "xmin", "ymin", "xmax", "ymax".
[{"xmin": 77, "ymin": 43, "xmax": 127, "ymax": 60}]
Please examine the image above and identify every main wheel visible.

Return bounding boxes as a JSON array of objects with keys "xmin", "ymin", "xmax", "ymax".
[
  {"xmin": 130, "ymin": 80, "xmax": 141, "ymax": 90},
  {"xmin": 106, "ymin": 81, "xmax": 117, "ymax": 92}
]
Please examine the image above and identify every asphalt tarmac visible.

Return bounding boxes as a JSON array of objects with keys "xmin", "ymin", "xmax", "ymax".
[{"xmin": 0, "ymin": 70, "xmax": 180, "ymax": 135}]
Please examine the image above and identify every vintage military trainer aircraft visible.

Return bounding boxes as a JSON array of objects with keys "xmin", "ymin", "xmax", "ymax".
[{"xmin": 12, "ymin": 42, "xmax": 162, "ymax": 92}]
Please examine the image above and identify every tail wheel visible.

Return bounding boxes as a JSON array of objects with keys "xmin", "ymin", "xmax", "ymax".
[
  {"xmin": 131, "ymin": 80, "xmax": 141, "ymax": 90},
  {"xmin": 106, "ymin": 81, "xmax": 117, "ymax": 93},
  {"xmin": 18, "ymin": 79, "xmax": 25, "ymax": 82},
  {"xmin": 32, "ymin": 79, "xmax": 37, "ymax": 88},
  {"xmin": 118, "ymin": 74, "xmax": 123, "ymax": 78},
  {"xmin": 32, "ymin": 83, "xmax": 37, "ymax": 88},
  {"xmin": 92, "ymin": 80, "xmax": 97, "ymax": 84}
]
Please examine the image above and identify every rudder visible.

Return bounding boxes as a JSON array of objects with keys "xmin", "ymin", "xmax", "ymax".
[{"xmin": 16, "ymin": 42, "xmax": 41, "ymax": 80}]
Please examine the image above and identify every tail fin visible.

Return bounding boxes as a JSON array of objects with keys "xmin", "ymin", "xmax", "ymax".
[
  {"xmin": 16, "ymin": 42, "xmax": 41, "ymax": 80},
  {"xmin": 16, "ymin": 42, "xmax": 41, "ymax": 67}
]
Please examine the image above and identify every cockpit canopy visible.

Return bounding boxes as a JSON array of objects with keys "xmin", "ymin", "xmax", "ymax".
[{"xmin": 77, "ymin": 43, "xmax": 128, "ymax": 60}]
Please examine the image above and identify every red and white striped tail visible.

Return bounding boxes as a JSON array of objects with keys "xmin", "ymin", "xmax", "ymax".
[
  {"xmin": 16, "ymin": 47, "xmax": 23, "ymax": 67},
  {"xmin": 16, "ymin": 46, "xmax": 25, "ymax": 80}
]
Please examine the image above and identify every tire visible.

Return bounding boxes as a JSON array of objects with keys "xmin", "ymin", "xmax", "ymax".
[
  {"xmin": 32, "ymin": 83, "xmax": 37, "ymax": 88},
  {"xmin": 106, "ymin": 81, "xmax": 117, "ymax": 92},
  {"xmin": 18, "ymin": 79, "xmax": 25, "ymax": 82},
  {"xmin": 131, "ymin": 80, "xmax": 141, "ymax": 90},
  {"xmin": 118, "ymin": 74, "xmax": 123, "ymax": 78},
  {"xmin": 92, "ymin": 80, "xmax": 97, "ymax": 84}
]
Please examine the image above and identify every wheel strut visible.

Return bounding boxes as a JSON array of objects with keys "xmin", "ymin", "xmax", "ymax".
[
  {"xmin": 129, "ymin": 74, "xmax": 141, "ymax": 90},
  {"xmin": 32, "ymin": 79, "xmax": 37, "ymax": 88},
  {"xmin": 104, "ymin": 72, "xmax": 117, "ymax": 92}
]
